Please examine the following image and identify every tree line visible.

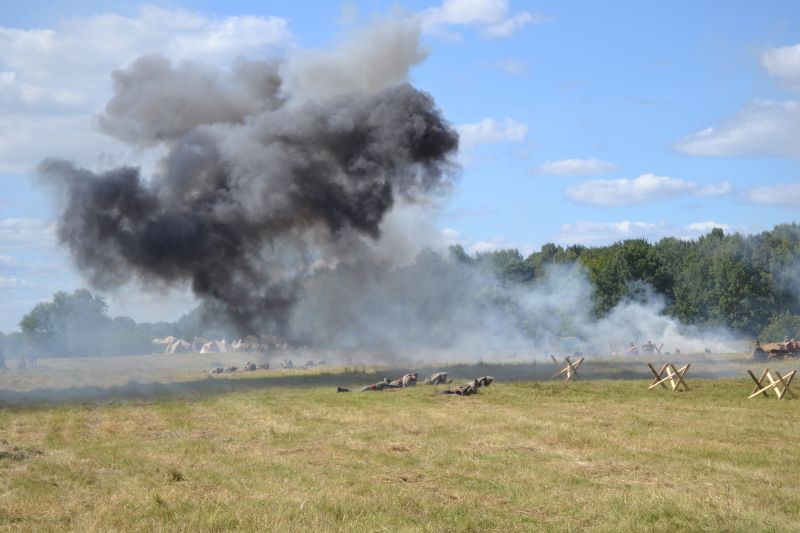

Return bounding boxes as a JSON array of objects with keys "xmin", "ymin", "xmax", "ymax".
[
  {"xmin": 1, "ymin": 222, "xmax": 799, "ymax": 360},
  {"xmin": 460, "ymin": 223, "xmax": 800, "ymax": 341}
]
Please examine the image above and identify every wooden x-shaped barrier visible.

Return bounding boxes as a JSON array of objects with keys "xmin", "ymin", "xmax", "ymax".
[
  {"xmin": 747, "ymin": 368, "xmax": 795, "ymax": 400},
  {"xmin": 648, "ymin": 362, "xmax": 690, "ymax": 392},
  {"xmin": 551, "ymin": 355, "xmax": 585, "ymax": 381}
]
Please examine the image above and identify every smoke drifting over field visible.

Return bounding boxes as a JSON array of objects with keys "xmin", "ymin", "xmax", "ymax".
[
  {"xmin": 290, "ymin": 256, "xmax": 739, "ymax": 358},
  {"xmin": 40, "ymin": 17, "xmax": 458, "ymax": 334},
  {"xmin": 38, "ymin": 15, "xmax": 739, "ymax": 358}
]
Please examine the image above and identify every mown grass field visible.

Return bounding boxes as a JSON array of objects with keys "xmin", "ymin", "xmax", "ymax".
[{"xmin": 1, "ymin": 356, "xmax": 799, "ymax": 532}]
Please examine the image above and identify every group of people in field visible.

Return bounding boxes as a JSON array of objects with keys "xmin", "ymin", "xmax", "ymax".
[{"xmin": 336, "ymin": 372, "xmax": 495, "ymax": 396}]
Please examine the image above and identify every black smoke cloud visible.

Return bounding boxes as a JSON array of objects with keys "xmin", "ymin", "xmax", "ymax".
[{"xmin": 40, "ymin": 47, "xmax": 458, "ymax": 334}]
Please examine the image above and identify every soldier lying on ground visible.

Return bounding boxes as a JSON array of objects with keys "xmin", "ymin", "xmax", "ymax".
[
  {"xmin": 390, "ymin": 373, "xmax": 418, "ymax": 387},
  {"xmin": 476, "ymin": 376, "xmax": 494, "ymax": 387},
  {"xmin": 360, "ymin": 378, "xmax": 404, "ymax": 392},
  {"xmin": 424, "ymin": 372, "xmax": 449, "ymax": 385},
  {"xmin": 440, "ymin": 379, "xmax": 481, "ymax": 396}
]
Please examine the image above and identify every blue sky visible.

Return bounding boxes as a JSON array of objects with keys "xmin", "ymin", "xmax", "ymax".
[{"xmin": 1, "ymin": 0, "xmax": 799, "ymax": 331}]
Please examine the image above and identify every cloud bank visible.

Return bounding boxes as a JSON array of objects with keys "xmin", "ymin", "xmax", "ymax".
[
  {"xmin": 557, "ymin": 220, "xmax": 732, "ymax": 246},
  {"xmin": 537, "ymin": 158, "xmax": 618, "ymax": 176},
  {"xmin": 0, "ymin": 6, "xmax": 293, "ymax": 174},
  {"xmin": 565, "ymin": 173, "xmax": 732, "ymax": 207},
  {"xmin": 419, "ymin": 0, "xmax": 549, "ymax": 39},
  {"xmin": 676, "ymin": 41, "xmax": 800, "ymax": 158}
]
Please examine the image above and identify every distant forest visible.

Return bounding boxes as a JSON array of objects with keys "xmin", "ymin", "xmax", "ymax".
[{"xmin": 2, "ymin": 223, "xmax": 799, "ymax": 360}]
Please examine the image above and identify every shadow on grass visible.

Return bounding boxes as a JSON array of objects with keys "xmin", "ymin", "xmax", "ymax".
[{"xmin": 0, "ymin": 356, "xmax": 765, "ymax": 407}]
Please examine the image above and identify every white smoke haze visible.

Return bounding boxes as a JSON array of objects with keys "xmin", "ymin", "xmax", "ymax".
[
  {"xmin": 287, "ymin": 255, "xmax": 742, "ymax": 363},
  {"xmin": 281, "ymin": 14, "xmax": 427, "ymax": 104}
]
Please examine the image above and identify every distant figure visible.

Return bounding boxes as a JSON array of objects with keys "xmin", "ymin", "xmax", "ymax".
[
  {"xmin": 360, "ymin": 378, "xmax": 402, "ymax": 392},
  {"xmin": 390, "ymin": 373, "xmax": 418, "ymax": 387},
  {"xmin": 209, "ymin": 366, "xmax": 224, "ymax": 374},
  {"xmin": 424, "ymin": 372, "xmax": 449, "ymax": 385},
  {"xmin": 243, "ymin": 361, "xmax": 257, "ymax": 372},
  {"xmin": 476, "ymin": 376, "xmax": 495, "ymax": 387},
  {"xmin": 440, "ymin": 379, "xmax": 480, "ymax": 396}
]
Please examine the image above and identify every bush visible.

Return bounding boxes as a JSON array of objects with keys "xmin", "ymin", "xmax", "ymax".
[{"xmin": 759, "ymin": 312, "xmax": 800, "ymax": 342}]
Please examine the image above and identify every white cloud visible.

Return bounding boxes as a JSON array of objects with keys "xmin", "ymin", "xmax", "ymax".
[
  {"xmin": 484, "ymin": 12, "xmax": 536, "ymax": 37},
  {"xmin": 0, "ymin": 218, "xmax": 56, "ymax": 248},
  {"xmin": 0, "ymin": 255, "xmax": 22, "ymax": 268},
  {"xmin": 440, "ymin": 227, "xmax": 462, "ymax": 243},
  {"xmin": 0, "ymin": 6, "xmax": 293, "ymax": 174},
  {"xmin": 419, "ymin": 0, "xmax": 549, "ymax": 39},
  {"xmin": 695, "ymin": 182, "xmax": 734, "ymax": 197},
  {"xmin": 565, "ymin": 173, "xmax": 731, "ymax": 207},
  {"xmin": 762, "ymin": 43, "xmax": 800, "ymax": 90},
  {"xmin": 684, "ymin": 221, "xmax": 730, "ymax": 233},
  {"xmin": 497, "ymin": 58, "xmax": 529, "ymax": 76},
  {"xmin": 675, "ymin": 99, "xmax": 800, "ymax": 157},
  {"xmin": 537, "ymin": 158, "xmax": 618, "ymax": 176},
  {"xmin": 676, "ymin": 42, "xmax": 800, "ymax": 158},
  {"xmin": 741, "ymin": 183, "xmax": 800, "ymax": 206},
  {"xmin": 471, "ymin": 240, "xmax": 506, "ymax": 253},
  {"xmin": 0, "ymin": 276, "xmax": 33, "ymax": 289},
  {"xmin": 557, "ymin": 220, "xmax": 732, "ymax": 246},
  {"xmin": 457, "ymin": 117, "xmax": 528, "ymax": 145},
  {"xmin": 438, "ymin": 227, "xmax": 534, "ymax": 256},
  {"xmin": 0, "ymin": 7, "xmax": 291, "ymax": 84}
]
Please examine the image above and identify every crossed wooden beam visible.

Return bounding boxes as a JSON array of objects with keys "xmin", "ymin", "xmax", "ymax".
[
  {"xmin": 551, "ymin": 355, "xmax": 585, "ymax": 381},
  {"xmin": 648, "ymin": 362, "xmax": 690, "ymax": 392},
  {"xmin": 747, "ymin": 368, "xmax": 795, "ymax": 400}
]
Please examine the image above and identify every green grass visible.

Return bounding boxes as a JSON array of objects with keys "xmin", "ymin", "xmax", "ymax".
[{"xmin": 1, "ymin": 357, "xmax": 800, "ymax": 531}]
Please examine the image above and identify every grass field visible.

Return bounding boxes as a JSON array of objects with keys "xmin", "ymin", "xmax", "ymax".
[{"xmin": 1, "ymin": 355, "xmax": 799, "ymax": 531}]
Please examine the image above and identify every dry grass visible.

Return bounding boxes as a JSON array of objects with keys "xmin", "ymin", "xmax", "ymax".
[{"xmin": 1, "ymin": 355, "xmax": 800, "ymax": 531}]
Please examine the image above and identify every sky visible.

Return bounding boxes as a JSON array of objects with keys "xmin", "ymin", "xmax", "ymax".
[{"xmin": 1, "ymin": 0, "xmax": 799, "ymax": 331}]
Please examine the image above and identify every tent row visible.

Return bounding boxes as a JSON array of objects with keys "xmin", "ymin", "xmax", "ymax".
[{"xmin": 151, "ymin": 336, "xmax": 279, "ymax": 354}]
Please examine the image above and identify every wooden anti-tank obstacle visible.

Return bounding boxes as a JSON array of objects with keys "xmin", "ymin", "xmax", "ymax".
[
  {"xmin": 551, "ymin": 355, "xmax": 585, "ymax": 381},
  {"xmin": 747, "ymin": 368, "xmax": 795, "ymax": 400},
  {"xmin": 648, "ymin": 362, "xmax": 690, "ymax": 392}
]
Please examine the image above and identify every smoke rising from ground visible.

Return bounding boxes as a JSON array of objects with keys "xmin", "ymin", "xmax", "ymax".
[
  {"xmin": 289, "ymin": 253, "xmax": 741, "ymax": 359},
  {"xmin": 40, "ymin": 16, "xmax": 458, "ymax": 335},
  {"xmin": 37, "ymin": 14, "xmax": 741, "ymax": 358}
]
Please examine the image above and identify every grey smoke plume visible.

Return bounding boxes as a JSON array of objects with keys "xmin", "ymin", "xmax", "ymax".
[{"xmin": 40, "ymin": 17, "xmax": 458, "ymax": 334}]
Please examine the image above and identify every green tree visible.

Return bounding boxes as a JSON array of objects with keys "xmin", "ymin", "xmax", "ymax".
[
  {"xmin": 475, "ymin": 249, "xmax": 534, "ymax": 284},
  {"xmin": 759, "ymin": 312, "xmax": 800, "ymax": 342},
  {"xmin": 20, "ymin": 289, "xmax": 110, "ymax": 356}
]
